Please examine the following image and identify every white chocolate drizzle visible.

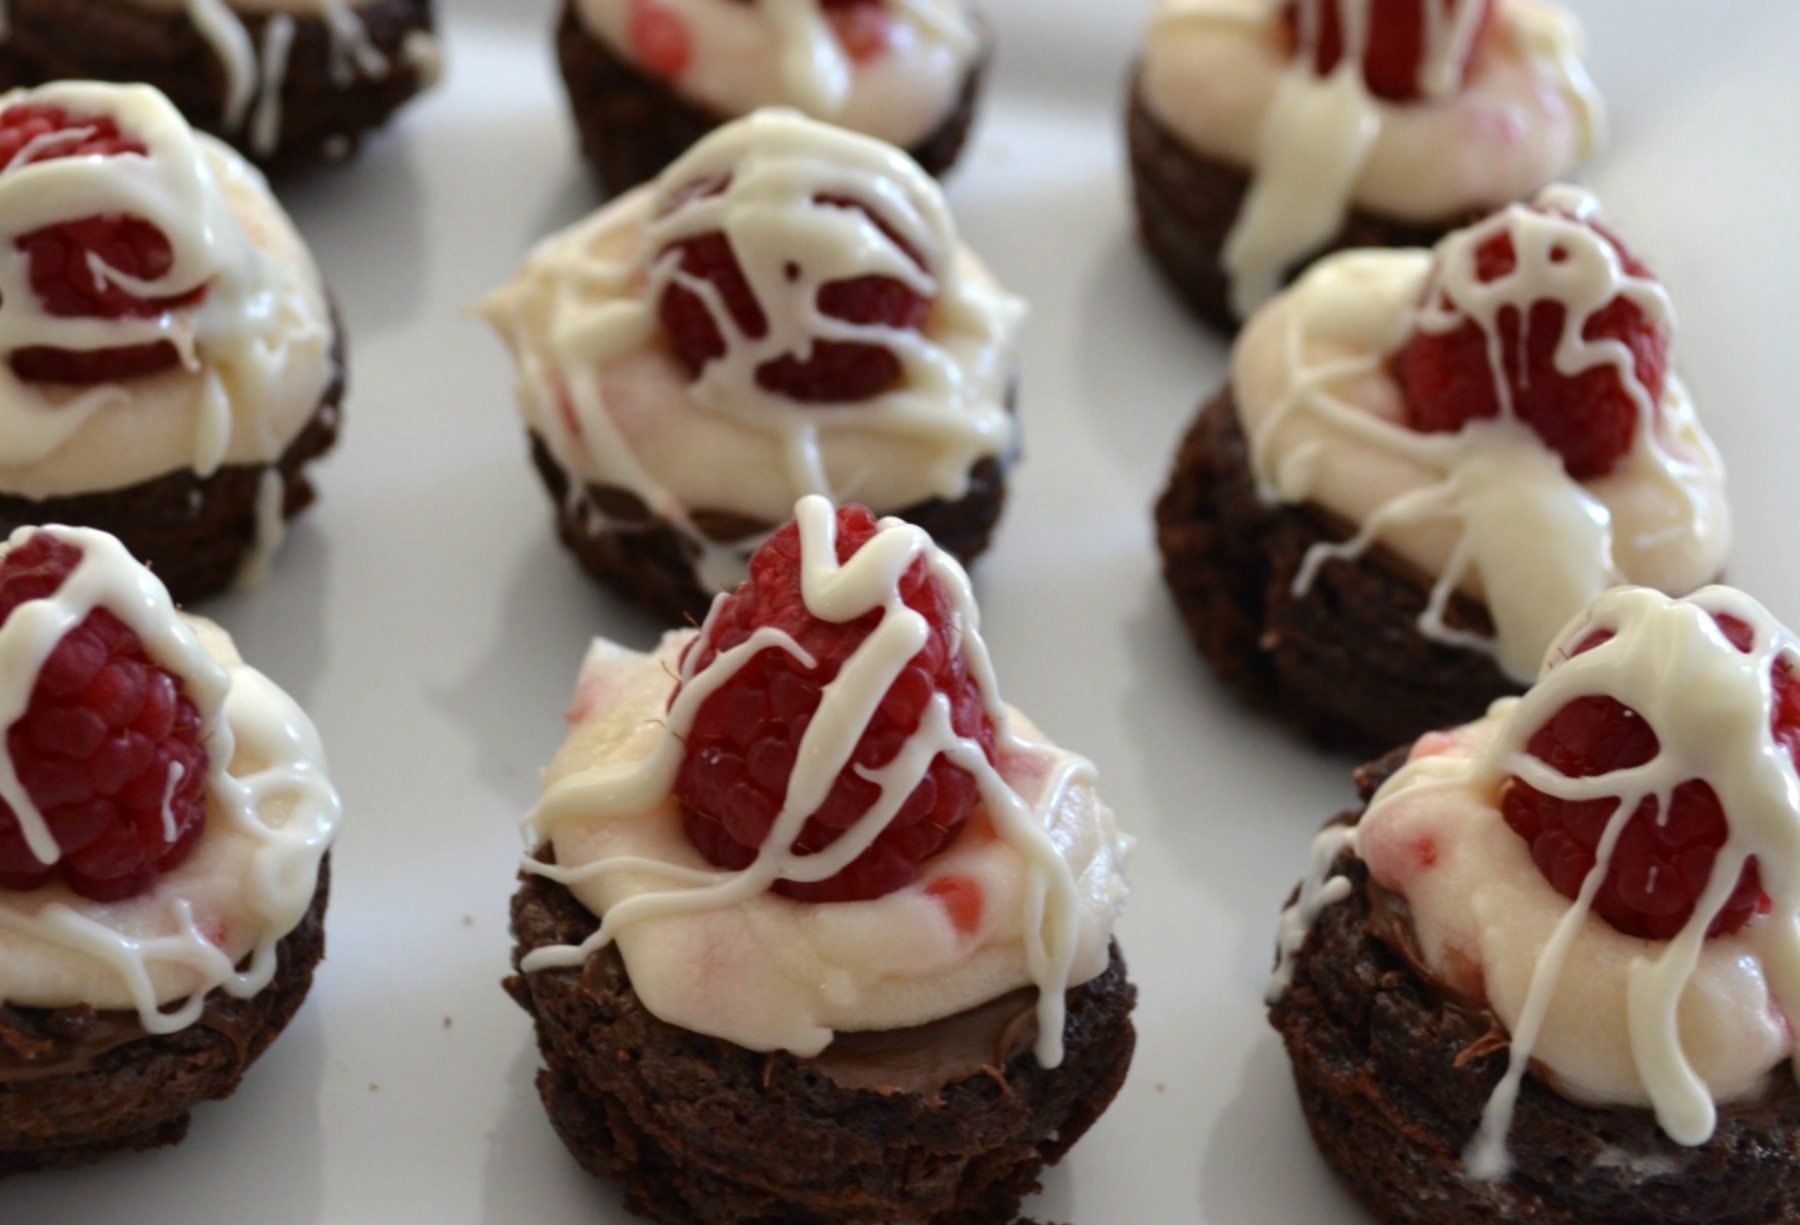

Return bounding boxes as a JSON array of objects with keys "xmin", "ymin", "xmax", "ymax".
[
  {"xmin": 521, "ymin": 496, "xmax": 1104, "ymax": 1066},
  {"xmin": 1235, "ymin": 187, "xmax": 1728, "ymax": 681},
  {"xmin": 1147, "ymin": 0, "xmax": 1604, "ymax": 318},
  {"xmin": 0, "ymin": 526, "xmax": 340, "ymax": 1033},
  {"xmin": 479, "ymin": 108, "xmax": 1021, "ymax": 594}
]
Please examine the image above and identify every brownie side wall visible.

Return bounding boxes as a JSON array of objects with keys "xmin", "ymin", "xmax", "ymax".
[
  {"xmin": 1273, "ymin": 835, "xmax": 1800, "ymax": 1224},
  {"xmin": 0, "ymin": 0, "xmax": 435, "ymax": 169},
  {"xmin": 0, "ymin": 857, "xmax": 331, "ymax": 1175},
  {"xmin": 1126, "ymin": 79, "xmax": 1476, "ymax": 334},
  {"xmin": 506, "ymin": 869, "xmax": 1136, "ymax": 1225},
  {"xmin": 0, "ymin": 341, "xmax": 345, "ymax": 606},
  {"xmin": 1154, "ymin": 389, "xmax": 1520, "ymax": 755},
  {"xmin": 529, "ymin": 432, "xmax": 1008, "ymax": 626}
]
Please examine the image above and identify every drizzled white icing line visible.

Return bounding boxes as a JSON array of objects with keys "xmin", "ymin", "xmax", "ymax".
[
  {"xmin": 0, "ymin": 526, "xmax": 340, "ymax": 1033},
  {"xmin": 1144, "ymin": 0, "xmax": 1603, "ymax": 317},
  {"xmin": 1276, "ymin": 586, "xmax": 1800, "ymax": 1177},
  {"xmin": 521, "ymin": 496, "xmax": 1128, "ymax": 1063},
  {"xmin": 0, "ymin": 83, "xmax": 333, "ymax": 515},
  {"xmin": 576, "ymin": 0, "xmax": 979, "ymax": 150},
  {"xmin": 180, "ymin": 0, "xmax": 398, "ymax": 155},
  {"xmin": 479, "ymin": 108, "xmax": 1021, "ymax": 593},
  {"xmin": 1232, "ymin": 186, "xmax": 1728, "ymax": 681}
]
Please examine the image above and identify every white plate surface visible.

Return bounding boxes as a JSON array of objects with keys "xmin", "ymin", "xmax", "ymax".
[{"xmin": 10, "ymin": 0, "xmax": 1800, "ymax": 1220}]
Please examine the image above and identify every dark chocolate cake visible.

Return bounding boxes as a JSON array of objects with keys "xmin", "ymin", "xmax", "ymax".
[
  {"xmin": 0, "ymin": 0, "xmax": 437, "ymax": 170},
  {"xmin": 1271, "ymin": 761, "xmax": 1800, "ymax": 1225},
  {"xmin": 0, "ymin": 860, "xmax": 330, "ymax": 1176},
  {"xmin": 1127, "ymin": 82, "xmax": 1465, "ymax": 335},
  {"xmin": 506, "ymin": 868, "xmax": 1136, "ymax": 1225},
  {"xmin": 1154, "ymin": 390, "xmax": 1518, "ymax": 756}
]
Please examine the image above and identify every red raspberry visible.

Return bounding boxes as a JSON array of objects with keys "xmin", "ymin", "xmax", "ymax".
[
  {"xmin": 657, "ymin": 189, "xmax": 931, "ymax": 404},
  {"xmin": 1500, "ymin": 618, "xmax": 1784, "ymax": 941},
  {"xmin": 626, "ymin": 0, "xmax": 694, "ymax": 78},
  {"xmin": 0, "ymin": 102, "xmax": 207, "ymax": 386},
  {"xmin": 1399, "ymin": 207, "xmax": 1669, "ymax": 480},
  {"xmin": 0, "ymin": 532, "xmax": 209, "ymax": 902},
  {"xmin": 1283, "ymin": 0, "xmax": 1494, "ymax": 102},
  {"xmin": 673, "ymin": 505, "xmax": 995, "ymax": 903}
]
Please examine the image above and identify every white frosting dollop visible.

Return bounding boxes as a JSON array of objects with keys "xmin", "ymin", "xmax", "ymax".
[
  {"xmin": 520, "ymin": 497, "xmax": 1131, "ymax": 1063},
  {"xmin": 1231, "ymin": 188, "xmax": 1728, "ymax": 682},
  {"xmin": 1287, "ymin": 586, "xmax": 1800, "ymax": 1175},
  {"xmin": 480, "ymin": 108, "xmax": 1021, "ymax": 594},
  {"xmin": 0, "ymin": 526, "xmax": 340, "ymax": 1033},
  {"xmin": 1143, "ymin": 0, "xmax": 1603, "ymax": 317},
  {"xmin": 0, "ymin": 83, "xmax": 336, "ymax": 512},
  {"xmin": 575, "ymin": 0, "xmax": 980, "ymax": 150}
]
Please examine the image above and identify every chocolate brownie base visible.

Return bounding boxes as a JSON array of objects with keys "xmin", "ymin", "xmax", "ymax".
[
  {"xmin": 556, "ymin": 0, "xmax": 988, "ymax": 196},
  {"xmin": 1271, "ymin": 766, "xmax": 1800, "ymax": 1225},
  {"xmin": 0, "ymin": 856, "xmax": 330, "ymax": 1176},
  {"xmin": 0, "ymin": 354, "xmax": 345, "ymax": 607},
  {"xmin": 0, "ymin": 0, "xmax": 436, "ymax": 171},
  {"xmin": 1155, "ymin": 390, "xmax": 1518, "ymax": 756},
  {"xmin": 506, "ymin": 869, "xmax": 1136, "ymax": 1225},
  {"xmin": 1127, "ymin": 80, "xmax": 1477, "ymax": 334},
  {"xmin": 529, "ymin": 431, "xmax": 1008, "ymax": 626}
]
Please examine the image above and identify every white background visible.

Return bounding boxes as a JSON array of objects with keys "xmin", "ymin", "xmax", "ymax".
[{"xmin": 9, "ymin": 0, "xmax": 1800, "ymax": 1220}]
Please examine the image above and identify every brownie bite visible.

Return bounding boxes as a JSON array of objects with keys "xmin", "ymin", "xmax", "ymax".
[
  {"xmin": 1271, "ymin": 585, "xmax": 1800, "ymax": 1223},
  {"xmin": 506, "ymin": 498, "xmax": 1136, "ymax": 1222},
  {"xmin": 0, "ymin": 526, "xmax": 341, "ymax": 1172},
  {"xmin": 0, "ymin": 82, "xmax": 344, "ymax": 602},
  {"xmin": 482, "ymin": 109, "xmax": 1022, "ymax": 625},
  {"xmin": 1156, "ymin": 188, "xmax": 1728, "ymax": 753},
  {"xmin": 555, "ymin": 0, "xmax": 988, "ymax": 195},
  {"xmin": 1129, "ymin": 0, "xmax": 1601, "ymax": 330},
  {"xmin": 0, "ymin": 0, "xmax": 439, "ymax": 171}
]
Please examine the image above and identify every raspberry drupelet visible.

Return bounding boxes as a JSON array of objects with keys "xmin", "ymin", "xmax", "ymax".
[
  {"xmin": 656, "ymin": 189, "xmax": 932, "ymax": 404},
  {"xmin": 1400, "ymin": 198, "xmax": 1671, "ymax": 479},
  {"xmin": 1283, "ymin": 0, "xmax": 1497, "ymax": 102},
  {"xmin": 674, "ymin": 503, "xmax": 994, "ymax": 902},
  {"xmin": 0, "ymin": 532, "xmax": 209, "ymax": 901},
  {"xmin": 0, "ymin": 101, "xmax": 210, "ymax": 385}
]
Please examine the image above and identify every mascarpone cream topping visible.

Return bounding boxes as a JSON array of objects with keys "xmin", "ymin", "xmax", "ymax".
[
  {"xmin": 519, "ymin": 497, "xmax": 1131, "ymax": 1063},
  {"xmin": 480, "ymin": 108, "xmax": 1021, "ymax": 594},
  {"xmin": 1278, "ymin": 586, "xmax": 1800, "ymax": 1174},
  {"xmin": 1143, "ymin": 0, "xmax": 1602, "ymax": 317},
  {"xmin": 576, "ymin": 0, "xmax": 980, "ymax": 151},
  {"xmin": 0, "ymin": 527, "xmax": 340, "ymax": 1032},
  {"xmin": 0, "ymin": 83, "xmax": 336, "ymax": 510},
  {"xmin": 1232, "ymin": 187, "xmax": 1728, "ymax": 681}
]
